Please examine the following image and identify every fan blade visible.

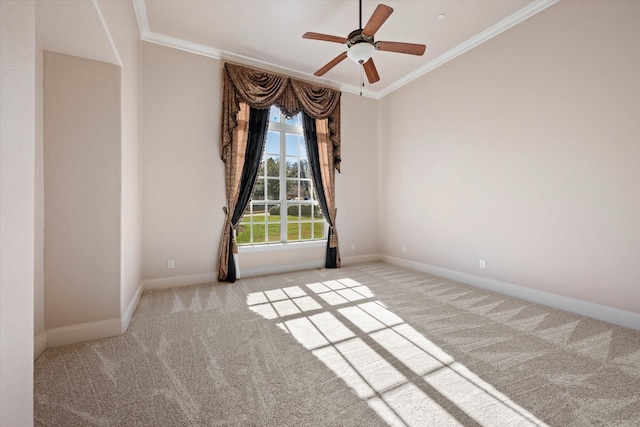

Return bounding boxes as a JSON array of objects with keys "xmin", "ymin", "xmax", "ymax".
[
  {"xmin": 363, "ymin": 58, "xmax": 380, "ymax": 84},
  {"xmin": 303, "ymin": 32, "xmax": 348, "ymax": 44},
  {"xmin": 314, "ymin": 52, "xmax": 348, "ymax": 77},
  {"xmin": 363, "ymin": 4, "xmax": 393, "ymax": 36},
  {"xmin": 376, "ymin": 41, "xmax": 426, "ymax": 56}
]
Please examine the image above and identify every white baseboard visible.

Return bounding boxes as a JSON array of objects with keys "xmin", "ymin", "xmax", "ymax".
[
  {"xmin": 39, "ymin": 283, "xmax": 143, "ymax": 350},
  {"xmin": 121, "ymin": 282, "xmax": 143, "ymax": 333},
  {"xmin": 381, "ymin": 255, "xmax": 640, "ymax": 331},
  {"xmin": 142, "ymin": 272, "xmax": 218, "ymax": 290},
  {"xmin": 138, "ymin": 255, "xmax": 378, "ymax": 288},
  {"xmin": 37, "ymin": 256, "xmax": 637, "ymax": 351},
  {"xmin": 341, "ymin": 254, "xmax": 380, "ymax": 265},
  {"xmin": 46, "ymin": 318, "xmax": 121, "ymax": 348},
  {"xmin": 34, "ymin": 331, "xmax": 47, "ymax": 360}
]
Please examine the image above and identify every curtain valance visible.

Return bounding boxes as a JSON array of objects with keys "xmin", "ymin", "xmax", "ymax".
[{"xmin": 221, "ymin": 63, "xmax": 341, "ymax": 172}]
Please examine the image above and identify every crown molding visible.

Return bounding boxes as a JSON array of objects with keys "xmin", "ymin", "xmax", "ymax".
[
  {"xmin": 132, "ymin": 0, "xmax": 148, "ymax": 40},
  {"xmin": 92, "ymin": 0, "xmax": 122, "ymax": 66},
  {"xmin": 133, "ymin": 0, "xmax": 559, "ymax": 100},
  {"xmin": 131, "ymin": 0, "xmax": 380, "ymax": 99}
]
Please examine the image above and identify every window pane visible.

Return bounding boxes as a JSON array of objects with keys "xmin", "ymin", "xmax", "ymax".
[
  {"xmin": 286, "ymin": 158, "xmax": 298, "ymax": 178},
  {"xmin": 286, "ymin": 179, "xmax": 299, "ymax": 200},
  {"xmin": 301, "ymin": 222, "xmax": 312, "ymax": 240},
  {"xmin": 267, "ymin": 203, "xmax": 280, "ymax": 223},
  {"xmin": 287, "ymin": 203, "xmax": 300, "ymax": 218},
  {"xmin": 266, "ymin": 178, "xmax": 279, "ymax": 201},
  {"xmin": 300, "ymin": 203, "xmax": 315, "ymax": 217},
  {"xmin": 266, "ymin": 156, "xmax": 279, "ymax": 177},
  {"xmin": 314, "ymin": 221, "xmax": 324, "ymax": 239},
  {"xmin": 269, "ymin": 105, "xmax": 280, "ymax": 123},
  {"xmin": 286, "ymin": 134, "xmax": 298, "ymax": 156},
  {"xmin": 267, "ymin": 223, "xmax": 281, "ymax": 243},
  {"xmin": 299, "ymin": 180, "xmax": 312, "ymax": 200},
  {"xmin": 287, "ymin": 223, "xmax": 299, "ymax": 241},
  {"xmin": 285, "ymin": 113, "xmax": 301, "ymax": 126},
  {"xmin": 252, "ymin": 178, "xmax": 265, "ymax": 201},
  {"xmin": 252, "ymin": 223, "xmax": 266, "ymax": 244},
  {"xmin": 266, "ymin": 131, "xmax": 279, "ymax": 154},
  {"xmin": 236, "ymin": 224, "xmax": 250, "ymax": 245},
  {"xmin": 300, "ymin": 159, "xmax": 311, "ymax": 180},
  {"xmin": 252, "ymin": 203, "xmax": 266, "ymax": 216}
]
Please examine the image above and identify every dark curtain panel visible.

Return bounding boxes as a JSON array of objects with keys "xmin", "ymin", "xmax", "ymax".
[
  {"xmin": 302, "ymin": 112, "xmax": 339, "ymax": 268},
  {"xmin": 226, "ymin": 106, "xmax": 270, "ymax": 283}
]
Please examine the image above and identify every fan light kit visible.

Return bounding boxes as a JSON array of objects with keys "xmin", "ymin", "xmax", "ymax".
[
  {"xmin": 303, "ymin": 0, "xmax": 427, "ymax": 84},
  {"xmin": 347, "ymin": 42, "xmax": 375, "ymax": 63}
]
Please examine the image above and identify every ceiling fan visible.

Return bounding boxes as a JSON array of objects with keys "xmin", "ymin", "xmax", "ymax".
[{"xmin": 303, "ymin": 0, "xmax": 426, "ymax": 84}]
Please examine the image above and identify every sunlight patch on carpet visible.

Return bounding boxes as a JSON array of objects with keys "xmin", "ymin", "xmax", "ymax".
[{"xmin": 247, "ymin": 278, "xmax": 547, "ymax": 426}]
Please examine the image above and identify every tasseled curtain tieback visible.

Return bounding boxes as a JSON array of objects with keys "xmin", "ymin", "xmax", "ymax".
[
  {"xmin": 329, "ymin": 227, "xmax": 338, "ymax": 248},
  {"xmin": 223, "ymin": 206, "xmax": 239, "ymax": 254},
  {"xmin": 232, "ymin": 234, "xmax": 239, "ymax": 254}
]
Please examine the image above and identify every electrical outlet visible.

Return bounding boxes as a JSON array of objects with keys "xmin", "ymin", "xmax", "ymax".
[
  {"xmin": 402, "ymin": 246, "xmax": 407, "ymax": 253},
  {"xmin": 351, "ymin": 243, "xmax": 356, "ymax": 251},
  {"xmin": 168, "ymin": 259, "xmax": 175, "ymax": 269},
  {"xmin": 479, "ymin": 259, "xmax": 486, "ymax": 269}
]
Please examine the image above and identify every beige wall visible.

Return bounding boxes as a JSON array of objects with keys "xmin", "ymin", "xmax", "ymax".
[
  {"xmin": 141, "ymin": 42, "xmax": 224, "ymax": 282},
  {"xmin": 0, "ymin": 1, "xmax": 35, "ymax": 424},
  {"xmin": 36, "ymin": 0, "xmax": 142, "ymax": 348},
  {"xmin": 336, "ymin": 91, "xmax": 379, "ymax": 261},
  {"xmin": 97, "ymin": 0, "xmax": 143, "ymax": 326},
  {"xmin": 44, "ymin": 51, "xmax": 122, "ymax": 328},
  {"xmin": 379, "ymin": 0, "xmax": 640, "ymax": 314},
  {"xmin": 141, "ymin": 42, "xmax": 380, "ymax": 284},
  {"xmin": 35, "ymin": 46, "xmax": 45, "ymax": 349}
]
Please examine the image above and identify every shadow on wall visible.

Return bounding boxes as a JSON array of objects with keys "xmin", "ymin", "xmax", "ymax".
[{"xmin": 247, "ymin": 278, "xmax": 546, "ymax": 426}]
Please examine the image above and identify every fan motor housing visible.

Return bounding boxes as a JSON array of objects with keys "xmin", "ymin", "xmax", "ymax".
[{"xmin": 347, "ymin": 29, "xmax": 374, "ymax": 47}]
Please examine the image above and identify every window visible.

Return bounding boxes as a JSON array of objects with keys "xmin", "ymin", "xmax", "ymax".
[{"xmin": 236, "ymin": 106, "xmax": 326, "ymax": 245}]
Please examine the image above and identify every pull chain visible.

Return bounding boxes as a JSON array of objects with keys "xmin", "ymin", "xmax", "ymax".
[{"xmin": 360, "ymin": 65, "xmax": 364, "ymax": 96}]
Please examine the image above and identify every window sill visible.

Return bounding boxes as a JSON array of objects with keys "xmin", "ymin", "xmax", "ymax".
[{"xmin": 238, "ymin": 240, "xmax": 327, "ymax": 254}]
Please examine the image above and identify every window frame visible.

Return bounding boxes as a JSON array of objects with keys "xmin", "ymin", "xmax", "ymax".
[{"xmin": 237, "ymin": 106, "xmax": 327, "ymax": 247}]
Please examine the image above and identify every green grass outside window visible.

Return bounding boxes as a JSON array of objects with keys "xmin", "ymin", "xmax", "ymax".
[{"xmin": 237, "ymin": 215, "xmax": 324, "ymax": 245}]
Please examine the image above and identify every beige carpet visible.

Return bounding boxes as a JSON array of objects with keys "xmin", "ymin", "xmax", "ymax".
[{"xmin": 34, "ymin": 262, "xmax": 640, "ymax": 426}]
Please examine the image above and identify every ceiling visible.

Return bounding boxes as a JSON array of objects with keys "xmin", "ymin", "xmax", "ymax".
[
  {"xmin": 136, "ymin": 0, "xmax": 559, "ymax": 98},
  {"xmin": 36, "ymin": 0, "xmax": 121, "ymax": 66},
  {"xmin": 36, "ymin": 0, "xmax": 559, "ymax": 99}
]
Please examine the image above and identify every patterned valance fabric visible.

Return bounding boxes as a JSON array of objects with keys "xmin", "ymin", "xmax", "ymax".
[{"xmin": 221, "ymin": 63, "xmax": 341, "ymax": 172}]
